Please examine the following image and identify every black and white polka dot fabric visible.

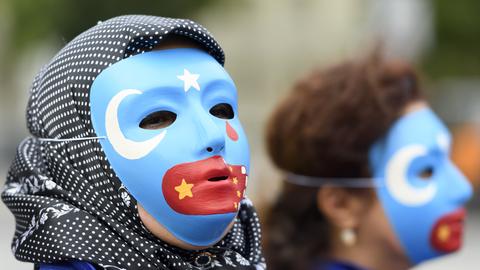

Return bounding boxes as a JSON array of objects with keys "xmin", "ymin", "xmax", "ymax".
[{"xmin": 2, "ymin": 15, "xmax": 265, "ymax": 270}]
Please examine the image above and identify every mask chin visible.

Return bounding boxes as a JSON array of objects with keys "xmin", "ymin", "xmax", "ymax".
[{"xmin": 137, "ymin": 203, "xmax": 236, "ymax": 249}]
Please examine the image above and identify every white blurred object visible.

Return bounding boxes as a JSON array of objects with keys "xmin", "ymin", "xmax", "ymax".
[{"xmin": 368, "ymin": 0, "xmax": 434, "ymax": 61}]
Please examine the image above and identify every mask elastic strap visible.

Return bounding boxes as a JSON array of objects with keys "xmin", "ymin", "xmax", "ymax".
[
  {"xmin": 285, "ymin": 172, "xmax": 383, "ymax": 188},
  {"xmin": 36, "ymin": 136, "xmax": 106, "ymax": 142}
]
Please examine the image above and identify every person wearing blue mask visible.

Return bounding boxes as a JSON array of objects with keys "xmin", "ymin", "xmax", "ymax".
[
  {"xmin": 264, "ymin": 52, "xmax": 473, "ymax": 270},
  {"xmin": 2, "ymin": 15, "xmax": 264, "ymax": 270}
]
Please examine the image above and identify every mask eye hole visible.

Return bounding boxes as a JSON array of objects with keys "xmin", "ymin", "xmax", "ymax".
[
  {"xmin": 418, "ymin": 166, "xmax": 434, "ymax": 180},
  {"xmin": 209, "ymin": 103, "xmax": 234, "ymax": 119},
  {"xmin": 139, "ymin": 110, "xmax": 177, "ymax": 130}
]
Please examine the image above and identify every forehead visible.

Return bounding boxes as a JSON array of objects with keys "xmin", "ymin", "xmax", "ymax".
[
  {"xmin": 384, "ymin": 108, "xmax": 450, "ymax": 149},
  {"xmin": 92, "ymin": 48, "xmax": 233, "ymax": 91}
]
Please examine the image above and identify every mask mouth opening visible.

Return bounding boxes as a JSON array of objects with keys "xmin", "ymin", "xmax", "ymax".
[{"xmin": 208, "ymin": 175, "xmax": 229, "ymax": 182}]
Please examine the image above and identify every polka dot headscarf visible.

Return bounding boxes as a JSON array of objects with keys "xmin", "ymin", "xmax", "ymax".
[{"xmin": 2, "ymin": 15, "xmax": 265, "ymax": 270}]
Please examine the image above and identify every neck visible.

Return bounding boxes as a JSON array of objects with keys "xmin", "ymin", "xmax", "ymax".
[{"xmin": 327, "ymin": 232, "xmax": 411, "ymax": 270}]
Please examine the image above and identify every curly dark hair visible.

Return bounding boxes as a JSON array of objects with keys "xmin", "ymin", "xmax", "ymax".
[{"xmin": 264, "ymin": 52, "xmax": 424, "ymax": 270}]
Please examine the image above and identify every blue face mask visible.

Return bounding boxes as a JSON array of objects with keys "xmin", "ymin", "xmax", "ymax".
[
  {"xmin": 370, "ymin": 108, "xmax": 473, "ymax": 264},
  {"xmin": 90, "ymin": 48, "xmax": 250, "ymax": 246}
]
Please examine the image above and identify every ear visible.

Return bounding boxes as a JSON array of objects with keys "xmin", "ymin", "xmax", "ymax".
[{"xmin": 317, "ymin": 187, "xmax": 370, "ymax": 229}]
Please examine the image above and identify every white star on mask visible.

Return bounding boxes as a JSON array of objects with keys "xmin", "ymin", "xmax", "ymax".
[{"xmin": 177, "ymin": 69, "xmax": 200, "ymax": 92}]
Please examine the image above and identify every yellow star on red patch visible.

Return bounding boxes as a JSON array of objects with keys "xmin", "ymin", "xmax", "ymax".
[
  {"xmin": 232, "ymin": 177, "xmax": 238, "ymax": 185},
  {"xmin": 174, "ymin": 179, "xmax": 194, "ymax": 200},
  {"xmin": 437, "ymin": 225, "xmax": 451, "ymax": 242}
]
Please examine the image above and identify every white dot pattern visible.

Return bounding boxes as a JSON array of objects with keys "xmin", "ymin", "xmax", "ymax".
[{"xmin": 2, "ymin": 15, "xmax": 264, "ymax": 270}]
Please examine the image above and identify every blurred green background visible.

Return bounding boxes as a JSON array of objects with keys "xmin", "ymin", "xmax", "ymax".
[{"xmin": 0, "ymin": 0, "xmax": 478, "ymax": 269}]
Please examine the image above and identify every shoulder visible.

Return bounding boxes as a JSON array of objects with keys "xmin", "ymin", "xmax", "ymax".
[{"xmin": 38, "ymin": 261, "xmax": 99, "ymax": 270}]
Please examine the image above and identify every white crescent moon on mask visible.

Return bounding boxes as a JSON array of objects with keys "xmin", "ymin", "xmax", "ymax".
[
  {"xmin": 385, "ymin": 145, "xmax": 437, "ymax": 206},
  {"xmin": 105, "ymin": 88, "xmax": 166, "ymax": 160}
]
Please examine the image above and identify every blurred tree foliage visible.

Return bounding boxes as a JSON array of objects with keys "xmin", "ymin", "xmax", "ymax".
[
  {"xmin": 7, "ymin": 0, "xmax": 219, "ymax": 56},
  {"xmin": 423, "ymin": 0, "xmax": 480, "ymax": 78}
]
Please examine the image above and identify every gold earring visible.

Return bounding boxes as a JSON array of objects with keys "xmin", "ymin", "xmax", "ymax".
[{"xmin": 340, "ymin": 228, "xmax": 356, "ymax": 247}]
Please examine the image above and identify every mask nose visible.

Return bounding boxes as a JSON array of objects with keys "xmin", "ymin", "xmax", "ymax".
[
  {"xmin": 194, "ymin": 110, "xmax": 225, "ymax": 155},
  {"xmin": 449, "ymin": 163, "xmax": 473, "ymax": 205}
]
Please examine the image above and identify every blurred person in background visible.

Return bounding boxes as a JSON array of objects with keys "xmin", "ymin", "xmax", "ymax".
[
  {"xmin": 264, "ymin": 51, "xmax": 473, "ymax": 270},
  {"xmin": 1, "ymin": 15, "xmax": 265, "ymax": 270}
]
